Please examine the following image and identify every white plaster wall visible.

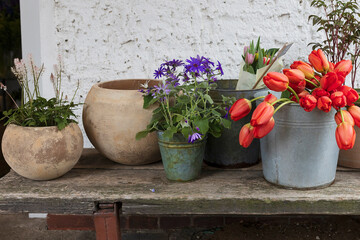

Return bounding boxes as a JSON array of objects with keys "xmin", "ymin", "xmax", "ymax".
[{"xmin": 22, "ymin": 0, "xmax": 359, "ymax": 147}]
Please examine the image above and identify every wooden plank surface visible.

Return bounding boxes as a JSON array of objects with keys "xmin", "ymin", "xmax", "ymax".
[{"xmin": 0, "ymin": 149, "xmax": 359, "ymax": 215}]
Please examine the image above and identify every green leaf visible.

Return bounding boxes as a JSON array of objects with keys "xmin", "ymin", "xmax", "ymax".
[
  {"xmin": 204, "ymin": 94, "xmax": 214, "ymax": 104},
  {"xmin": 136, "ymin": 130, "xmax": 150, "ymax": 140},
  {"xmin": 181, "ymin": 127, "xmax": 192, "ymax": 139},
  {"xmin": 221, "ymin": 118, "xmax": 232, "ymax": 129},
  {"xmin": 163, "ymin": 126, "xmax": 178, "ymax": 139},
  {"xmin": 143, "ymin": 95, "xmax": 157, "ymax": 109},
  {"xmin": 281, "ymin": 90, "xmax": 291, "ymax": 99},
  {"xmin": 195, "ymin": 119, "xmax": 209, "ymax": 134}
]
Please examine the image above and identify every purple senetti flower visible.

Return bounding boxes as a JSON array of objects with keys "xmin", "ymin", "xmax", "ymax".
[
  {"xmin": 216, "ymin": 61, "xmax": 224, "ymax": 75},
  {"xmin": 152, "ymin": 83, "xmax": 171, "ymax": 101},
  {"xmin": 162, "ymin": 59, "xmax": 184, "ymax": 70},
  {"xmin": 188, "ymin": 132, "xmax": 203, "ymax": 143},
  {"xmin": 154, "ymin": 66, "xmax": 165, "ymax": 79},
  {"xmin": 185, "ymin": 55, "xmax": 205, "ymax": 74}
]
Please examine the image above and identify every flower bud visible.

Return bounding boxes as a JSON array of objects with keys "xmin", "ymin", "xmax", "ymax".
[
  {"xmin": 229, "ymin": 98, "xmax": 252, "ymax": 121},
  {"xmin": 336, "ymin": 122, "xmax": 356, "ymax": 150},
  {"xmin": 239, "ymin": 123, "xmax": 254, "ymax": 148},
  {"xmin": 299, "ymin": 95, "xmax": 317, "ymax": 112},
  {"xmin": 253, "ymin": 117, "xmax": 275, "ymax": 138},
  {"xmin": 308, "ymin": 49, "xmax": 329, "ymax": 73},
  {"xmin": 317, "ymin": 96, "xmax": 332, "ymax": 113},
  {"xmin": 263, "ymin": 72, "xmax": 289, "ymax": 92},
  {"xmin": 250, "ymin": 101, "xmax": 274, "ymax": 126},
  {"xmin": 290, "ymin": 61, "xmax": 315, "ymax": 79},
  {"xmin": 348, "ymin": 105, "xmax": 360, "ymax": 127},
  {"xmin": 330, "ymin": 91, "xmax": 347, "ymax": 109},
  {"xmin": 334, "ymin": 110, "xmax": 354, "ymax": 126},
  {"xmin": 334, "ymin": 60, "xmax": 352, "ymax": 76}
]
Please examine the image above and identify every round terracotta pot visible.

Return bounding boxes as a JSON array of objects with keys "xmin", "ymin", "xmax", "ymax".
[
  {"xmin": 82, "ymin": 79, "xmax": 161, "ymax": 165},
  {"xmin": 2, "ymin": 123, "xmax": 83, "ymax": 180}
]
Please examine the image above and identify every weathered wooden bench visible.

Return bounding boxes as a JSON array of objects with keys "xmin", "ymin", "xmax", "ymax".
[{"xmin": 0, "ymin": 149, "xmax": 359, "ymax": 239}]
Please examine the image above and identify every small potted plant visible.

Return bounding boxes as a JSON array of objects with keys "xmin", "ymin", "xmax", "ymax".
[
  {"xmin": 1, "ymin": 55, "xmax": 83, "ymax": 180},
  {"xmin": 136, "ymin": 56, "xmax": 231, "ymax": 181},
  {"xmin": 205, "ymin": 38, "xmax": 282, "ymax": 168},
  {"xmin": 230, "ymin": 49, "xmax": 359, "ymax": 189},
  {"xmin": 309, "ymin": 0, "xmax": 360, "ymax": 168}
]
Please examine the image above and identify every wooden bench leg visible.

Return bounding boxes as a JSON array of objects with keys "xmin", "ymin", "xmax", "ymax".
[{"xmin": 94, "ymin": 202, "xmax": 121, "ymax": 240}]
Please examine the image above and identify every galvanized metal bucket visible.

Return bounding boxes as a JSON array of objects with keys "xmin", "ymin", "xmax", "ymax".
[
  {"xmin": 157, "ymin": 131, "xmax": 206, "ymax": 181},
  {"xmin": 204, "ymin": 80, "xmax": 267, "ymax": 168},
  {"xmin": 261, "ymin": 104, "xmax": 339, "ymax": 189}
]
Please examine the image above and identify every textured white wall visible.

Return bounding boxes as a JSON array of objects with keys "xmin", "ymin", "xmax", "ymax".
[{"xmin": 23, "ymin": 0, "xmax": 357, "ymax": 147}]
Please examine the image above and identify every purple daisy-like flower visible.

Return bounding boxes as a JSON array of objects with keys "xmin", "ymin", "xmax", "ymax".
[
  {"xmin": 152, "ymin": 83, "xmax": 171, "ymax": 101},
  {"xmin": 216, "ymin": 61, "xmax": 224, "ymax": 75},
  {"xmin": 162, "ymin": 59, "xmax": 184, "ymax": 69},
  {"xmin": 185, "ymin": 55, "xmax": 205, "ymax": 74},
  {"xmin": 188, "ymin": 132, "xmax": 203, "ymax": 143},
  {"xmin": 153, "ymin": 66, "xmax": 165, "ymax": 79}
]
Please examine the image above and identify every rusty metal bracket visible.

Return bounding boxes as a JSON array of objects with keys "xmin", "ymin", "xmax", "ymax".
[{"xmin": 94, "ymin": 202, "xmax": 122, "ymax": 240}]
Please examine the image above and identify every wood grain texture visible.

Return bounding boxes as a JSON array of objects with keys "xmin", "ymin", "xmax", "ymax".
[{"xmin": 0, "ymin": 149, "xmax": 359, "ymax": 215}]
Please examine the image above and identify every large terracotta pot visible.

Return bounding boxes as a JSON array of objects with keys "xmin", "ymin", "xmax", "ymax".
[
  {"xmin": 82, "ymin": 79, "xmax": 161, "ymax": 165},
  {"xmin": 2, "ymin": 123, "xmax": 83, "ymax": 180}
]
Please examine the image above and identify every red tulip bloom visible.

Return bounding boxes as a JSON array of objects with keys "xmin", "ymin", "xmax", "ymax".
[
  {"xmin": 335, "ymin": 122, "xmax": 356, "ymax": 150},
  {"xmin": 299, "ymin": 95, "xmax": 317, "ymax": 112},
  {"xmin": 348, "ymin": 105, "xmax": 360, "ymax": 127},
  {"xmin": 250, "ymin": 101, "xmax": 274, "ymax": 126},
  {"xmin": 229, "ymin": 98, "xmax": 251, "ymax": 121},
  {"xmin": 317, "ymin": 96, "xmax": 332, "ymax": 113},
  {"xmin": 328, "ymin": 62, "xmax": 335, "ymax": 72},
  {"xmin": 305, "ymin": 75, "xmax": 320, "ymax": 89},
  {"xmin": 308, "ymin": 49, "xmax": 329, "ymax": 73},
  {"xmin": 334, "ymin": 110, "xmax": 354, "ymax": 126},
  {"xmin": 253, "ymin": 117, "xmax": 275, "ymax": 138},
  {"xmin": 338, "ymin": 85, "xmax": 359, "ymax": 105},
  {"xmin": 263, "ymin": 72, "xmax": 289, "ymax": 92},
  {"xmin": 283, "ymin": 69, "xmax": 305, "ymax": 85},
  {"xmin": 312, "ymin": 87, "xmax": 330, "ymax": 99},
  {"xmin": 335, "ymin": 60, "xmax": 353, "ymax": 76},
  {"xmin": 264, "ymin": 93, "xmax": 277, "ymax": 104},
  {"xmin": 290, "ymin": 61, "xmax": 315, "ymax": 79},
  {"xmin": 291, "ymin": 90, "xmax": 309, "ymax": 103},
  {"xmin": 289, "ymin": 79, "xmax": 306, "ymax": 94},
  {"xmin": 239, "ymin": 123, "xmax": 254, "ymax": 148},
  {"xmin": 330, "ymin": 91, "xmax": 347, "ymax": 108},
  {"xmin": 320, "ymin": 71, "xmax": 346, "ymax": 92}
]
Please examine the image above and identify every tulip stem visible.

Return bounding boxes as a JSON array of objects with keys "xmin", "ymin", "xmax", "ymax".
[
  {"xmin": 271, "ymin": 98, "xmax": 291, "ymax": 106},
  {"xmin": 340, "ymin": 109, "xmax": 345, "ymax": 123},
  {"xmin": 274, "ymin": 100, "xmax": 295, "ymax": 114},
  {"xmin": 312, "ymin": 77, "xmax": 321, "ymax": 85},
  {"xmin": 287, "ymin": 86, "xmax": 300, "ymax": 102},
  {"xmin": 305, "ymin": 79, "xmax": 319, "ymax": 88},
  {"xmin": 250, "ymin": 96, "xmax": 265, "ymax": 102}
]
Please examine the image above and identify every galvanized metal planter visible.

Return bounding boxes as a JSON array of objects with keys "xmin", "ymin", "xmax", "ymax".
[
  {"xmin": 261, "ymin": 104, "xmax": 339, "ymax": 189},
  {"xmin": 204, "ymin": 80, "xmax": 267, "ymax": 168},
  {"xmin": 157, "ymin": 131, "xmax": 206, "ymax": 181}
]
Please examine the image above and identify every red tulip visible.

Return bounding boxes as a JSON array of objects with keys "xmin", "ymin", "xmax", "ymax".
[
  {"xmin": 290, "ymin": 61, "xmax": 315, "ymax": 79},
  {"xmin": 283, "ymin": 69, "xmax": 305, "ymax": 85},
  {"xmin": 328, "ymin": 62, "xmax": 335, "ymax": 72},
  {"xmin": 320, "ymin": 71, "xmax": 346, "ymax": 92},
  {"xmin": 263, "ymin": 57, "xmax": 271, "ymax": 65},
  {"xmin": 291, "ymin": 90, "xmax": 310, "ymax": 103},
  {"xmin": 335, "ymin": 122, "xmax": 356, "ymax": 150},
  {"xmin": 229, "ymin": 98, "xmax": 251, "ymax": 121},
  {"xmin": 299, "ymin": 94, "xmax": 317, "ymax": 112},
  {"xmin": 348, "ymin": 105, "xmax": 360, "ymax": 127},
  {"xmin": 308, "ymin": 49, "xmax": 329, "ymax": 73},
  {"xmin": 289, "ymin": 79, "xmax": 306, "ymax": 94},
  {"xmin": 334, "ymin": 110, "xmax": 354, "ymax": 126},
  {"xmin": 317, "ymin": 96, "xmax": 332, "ymax": 113},
  {"xmin": 263, "ymin": 72, "xmax": 289, "ymax": 92},
  {"xmin": 239, "ymin": 123, "xmax": 254, "ymax": 148},
  {"xmin": 253, "ymin": 117, "xmax": 275, "ymax": 138},
  {"xmin": 338, "ymin": 85, "xmax": 359, "ymax": 105},
  {"xmin": 312, "ymin": 87, "xmax": 330, "ymax": 99},
  {"xmin": 250, "ymin": 101, "xmax": 274, "ymax": 126},
  {"xmin": 330, "ymin": 91, "xmax": 347, "ymax": 108},
  {"xmin": 335, "ymin": 60, "xmax": 353, "ymax": 76},
  {"xmin": 305, "ymin": 75, "xmax": 320, "ymax": 89},
  {"xmin": 264, "ymin": 93, "xmax": 277, "ymax": 104}
]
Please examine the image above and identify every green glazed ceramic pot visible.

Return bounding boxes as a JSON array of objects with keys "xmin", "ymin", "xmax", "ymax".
[{"xmin": 157, "ymin": 131, "xmax": 206, "ymax": 181}]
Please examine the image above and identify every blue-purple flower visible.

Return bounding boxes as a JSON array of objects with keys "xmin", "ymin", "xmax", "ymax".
[
  {"xmin": 185, "ymin": 55, "xmax": 206, "ymax": 74},
  {"xmin": 216, "ymin": 61, "xmax": 224, "ymax": 75},
  {"xmin": 162, "ymin": 59, "xmax": 184, "ymax": 70},
  {"xmin": 188, "ymin": 132, "xmax": 203, "ymax": 143},
  {"xmin": 154, "ymin": 66, "xmax": 165, "ymax": 79}
]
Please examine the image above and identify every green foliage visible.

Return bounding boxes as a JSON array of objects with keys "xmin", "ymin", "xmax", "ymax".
[{"xmin": 309, "ymin": 0, "xmax": 360, "ymax": 87}]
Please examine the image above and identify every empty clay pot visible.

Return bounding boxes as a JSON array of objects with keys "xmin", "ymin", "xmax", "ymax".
[
  {"xmin": 2, "ymin": 123, "xmax": 83, "ymax": 180},
  {"xmin": 82, "ymin": 79, "xmax": 161, "ymax": 165}
]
